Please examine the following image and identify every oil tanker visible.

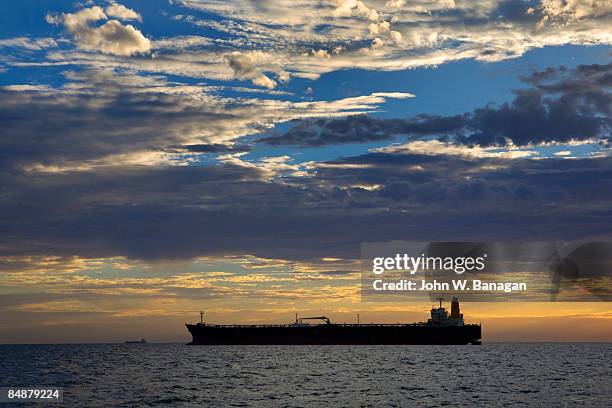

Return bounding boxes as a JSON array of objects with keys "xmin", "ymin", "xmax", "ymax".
[{"xmin": 186, "ymin": 297, "xmax": 481, "ymax": 345}]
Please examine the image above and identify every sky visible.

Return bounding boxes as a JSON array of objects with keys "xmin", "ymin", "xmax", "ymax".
[{"xmin": 0, "ymin": 0, "xmax": 611, "ymax": 343}]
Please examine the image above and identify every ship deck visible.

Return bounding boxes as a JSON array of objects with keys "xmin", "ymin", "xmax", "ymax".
[{"xmin": 186, "ymin": 322, "xmax": 482, "ymax": 328}]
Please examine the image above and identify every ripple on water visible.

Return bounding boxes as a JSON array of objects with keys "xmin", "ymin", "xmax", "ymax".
[{"xmin": 0, "ymin": 343, "xmax": 610, "ymax": 407}]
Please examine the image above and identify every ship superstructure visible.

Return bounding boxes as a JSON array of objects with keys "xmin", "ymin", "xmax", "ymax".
[{"xmin": 427, "ymin": 297, "xmax": 465, "ymax": 327}]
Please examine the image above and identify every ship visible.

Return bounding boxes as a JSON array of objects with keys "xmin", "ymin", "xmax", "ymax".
[{"xmin": 186, "ymin": 297, "xmax": 481, "ymax": 345}]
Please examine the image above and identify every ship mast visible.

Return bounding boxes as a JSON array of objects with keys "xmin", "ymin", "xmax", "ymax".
[
  {"xmin": 200, "ymin": 310, "xmax": 204, "ymax": 324},
  {"xmin": 437, "ymin": 297, "xmax": 444, "ymax": 308}
]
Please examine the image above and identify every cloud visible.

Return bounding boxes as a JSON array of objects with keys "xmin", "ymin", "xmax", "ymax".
[
  {"xmin": 5, "ymin": 1, "xmax": 604, "ymax": 87},
  {"xmin": 1, "ymin": 147, "xmax": 612, "ymax": 262},
  {"xmin": 262, "ymin": 63, "xmax": 611, "ymax": 147},
  {"xmin": 0, "ymin": 69, "xmax": 610, "ymax": 262},
  {"xmin": 172, "ymin": 144, "xmax": 252, "ymax": 154},
  {"xmin": 334, "ymin": 0, "xmax": 380, "ymax": 20},
  {"xmin": 261, "ymin": 113, "xmax": 463, "ymax": 146},
  {"xmin": 252, "ymin": 74, "xmax": 277, "ymax": 89},
  {"xmin": 457, "ymin": 62, "xmax": 612, "ymax": 146},
  {"xmin": 47, "ymin": 5, "xmax": 150, "ymax": 56},
  {"xmin": 105, "ymin": 2, "xmax": 142, "ymax": 21},
  {"xmin": 225, "ymin": 51, "xmax": 269, "ymax": 78},
  {"xmin": 375, "ymin": 140, "xmax": 538, "ymax": 159},
  {"xmin": 0, "ymin": 37, "xmax": 58, "ymax": 51},
  {"xmin": 0, "ymin": 2, "xmax": 609, "ymax": 266},
  {"xmin": 224, "ymin": 51, "xmax": 281, "ymax": 88},
  {"xmin": 1, "ymin": 84, "xmax": 53, "ymax": 92},
  {"xmin": 385, "ymin": 0, "xmax": 406, "ymax": 8},
  {"xmin": 368, "ymin": 20, "xmax": 403, "ymax": 44},
  {"xmin": 0, "ymin": 62, "xmax": 610, "ymax": 263},
  {"xmin": 541, "ymin": 0, "xmax": 612, "ymax": 20},
  {"xmin": 164, "ymin": 0, "xmax": 612, "ymax": 82},
  {"xmin": 0, "ymin": 69, "xmax": 410, "ymax": 173}
]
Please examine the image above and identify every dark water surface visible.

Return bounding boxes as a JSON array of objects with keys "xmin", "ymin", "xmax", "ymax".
[{"xmin": 1, "ymin": 343, "xmax": 610, "ymax": 407}]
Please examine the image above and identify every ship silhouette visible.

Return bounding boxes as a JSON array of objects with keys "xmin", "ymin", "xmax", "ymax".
[{"xmin": 186, "ymin": 298, "xmax": 481, "ymax": 345}]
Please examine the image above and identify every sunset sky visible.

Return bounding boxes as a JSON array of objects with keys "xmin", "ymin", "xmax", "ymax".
[{"xmin": 0, "ymin": 0, "xmax": 611, "ymax": 343}]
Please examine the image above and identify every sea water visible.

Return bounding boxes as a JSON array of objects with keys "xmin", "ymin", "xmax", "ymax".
[{"xmin": 1, "ymin": 343, "xmax": 610, "ymax": 407}]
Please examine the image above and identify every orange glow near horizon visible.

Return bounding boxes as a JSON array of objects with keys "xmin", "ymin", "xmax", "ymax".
[{"xmin": 0, "ymin": 255, "xmax": 610, "ymax": 343}]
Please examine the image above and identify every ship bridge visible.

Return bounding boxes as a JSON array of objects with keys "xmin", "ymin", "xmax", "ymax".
[{"xmin": 427, "ymin": 297, "xmax": 465, "ymax": 327}]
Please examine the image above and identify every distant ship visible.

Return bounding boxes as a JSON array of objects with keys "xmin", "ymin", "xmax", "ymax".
[
  {"xmin": 186, "ymin": 297, "xmax": 481, "ymax": 345},
  {"xmin": 125, "ymin": 339, "xmax": 147, "ymax": 344}
]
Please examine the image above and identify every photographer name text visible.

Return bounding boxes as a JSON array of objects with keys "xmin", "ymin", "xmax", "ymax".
[{"xmin": 372, "ymin": 279, "xmax": 527, "ymax": 293}]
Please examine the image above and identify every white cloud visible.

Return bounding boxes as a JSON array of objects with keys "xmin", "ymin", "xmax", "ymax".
[
  {"xmin": 252, "ymin": 74, "xmax": 277, "ymax": 89},
  {"xmin": 0, "ymin": 37, "xmax": 57, "ymax": 50},
  {"xmin": 47, "ymin": 5, "xmax": 150, "ymax": 56},
  {"xmin": 371, "ymin": 37, "xmax": 385, "ymax": 49},
  {"xmin": 219, "ymin": 154, "xmax": 303, "ymax": 178},
  {"xmin": 312, "ymin": 49, "xmax": 331, "ymax": 59},
  {"xmin": 2, "ymin": 84, "xmax": 53, "ymax": 92},
  {"xmin": 541, "ymin": 0, "xmax": 612, "ymax": 20},
  {"xmin": 167, "ymin": 0, "xmax": 612, "ymax": 81},
  {"xmin": 368, "ymin": 20, "xmax": 403, "ymax": 45},
  {"xmin": 151, "ymin": 35, "xmax": 212, "ymax": 49},
  {"xmin": 105, "ymin": 2, "xmax": 142, "ymax": 21},
  {"xmin": 277, "ymin": 71, "xmax": 290, "ymax": 82},
  {"xmin": 14, "ymin": 1, "xmax": 610, "ymax": 89},
  {"xmin": 376, "ymin": 140, "xmax": 538, "ymax": 159},
  {"xmin": 290, "ymin": 91, "xmax": 414, "ymax": 117},
  {"xmin": 333, "ymin": 0, "xmax": 379, "ymax": 21},
  {"xmin": 369, "ymin": 20, "xmax": 389, "ymax": 36},
  {"xmin": 225, "ymin": 51, "xmax": 271, "ymax": 78},
  {"xmin": 224, "ymin": 50, "xmax": 283, "ymax": 87}
]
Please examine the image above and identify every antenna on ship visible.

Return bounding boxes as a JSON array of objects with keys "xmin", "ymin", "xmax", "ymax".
[
  {"xmin": 357, "ymin": 314, "xmax": 360, "ymax": 325},
  {"xmin": 437, "ymin": 297, "xmax": 444, "ymax": 308},
  {"xmin": 295, "ymin": 313, "xmax": 298, "ymax": 324},
  {"xmin": 200, "ymin": 309, "xmax": 204, "ymax": 324}
]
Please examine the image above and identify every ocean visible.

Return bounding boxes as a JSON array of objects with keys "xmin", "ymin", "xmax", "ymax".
[{"xmin": 1, "ymin": 343, "xmax": 610, "ymax": 407}]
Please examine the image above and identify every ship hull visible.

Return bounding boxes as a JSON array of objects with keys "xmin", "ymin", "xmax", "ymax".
[{"xmin": 186, "ymin": 324, "xmax": 481, "ymax": 345}]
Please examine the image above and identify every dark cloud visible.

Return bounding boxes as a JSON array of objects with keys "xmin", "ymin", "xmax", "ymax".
[
  {"xmin": 262, "ymin": 63, "xmax": 611, "ymax": 147},
  {"xmin": 1, "ymin": 65, "xmax": 611, "ymax": 263},
  {"xmin": 456, "ymin": 88, "xmax": 606, "ymax": 146},
  {"xmin": 0, "ymin": 86, "xmax": 235, "ymax": 171},
  {"xmin": 0, "ymin": 70, "xmax": 299, "ymax": 173},
  {"xmin": 520, "ymin": 66, "xmax": 568, "ymax": 84},
  {"xmin": 2, "ymin": 150, "xmax": 612, "ymax": 262},
  {"xmin": 456, "ymin": 63, "xmax": 611, "ymax": 146},
  {"xmin": 261, "ymin": 114, "xmax": 466, "ymax": 146},
  {"xmin": 176, "ymin": 144, "xmax": 252, "ymax": 153}
]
